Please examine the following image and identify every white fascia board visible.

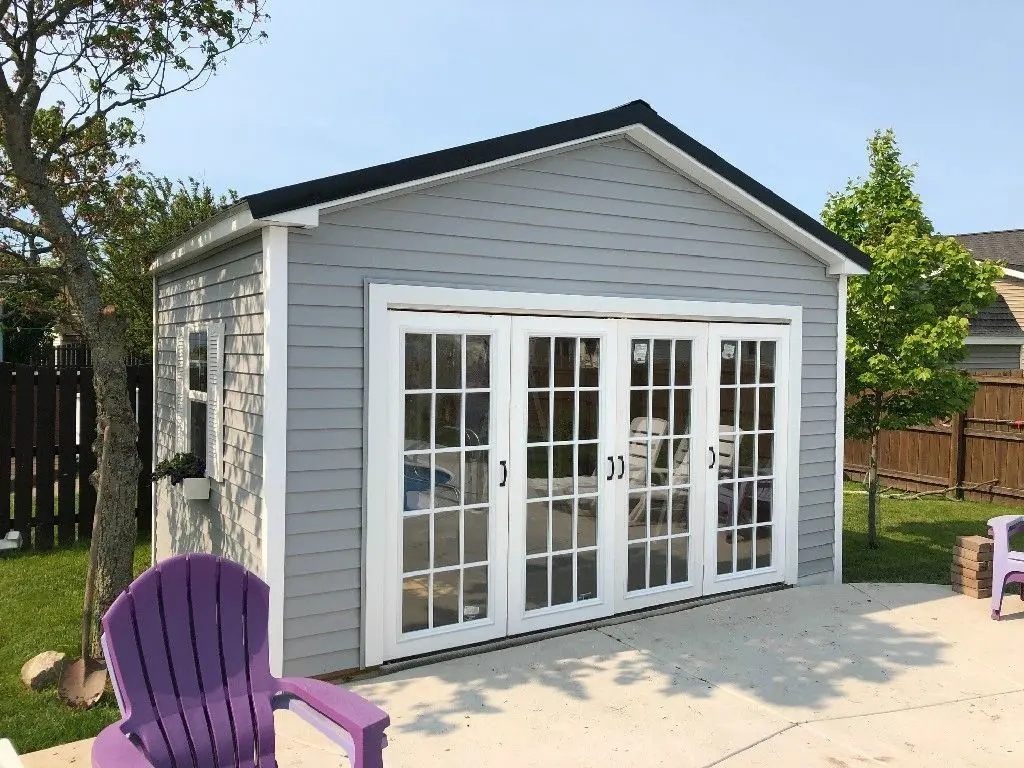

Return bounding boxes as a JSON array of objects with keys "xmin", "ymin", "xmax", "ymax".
[
  {"xmin": 966, "ymin": 335, "xmax": 1024, "ymax": 345},
  {"xmin": 150, "ymin": 204, "xmax": 318, "ymax": 275}
]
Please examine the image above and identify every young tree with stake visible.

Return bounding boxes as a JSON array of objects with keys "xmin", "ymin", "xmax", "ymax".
[
  {"xmin": 0, "ymin": 1, "xmax": 265, "ymax": 699},
  {"xmin": 822, "ymin": 130, "xmax": 1001, "ymax": 548}
]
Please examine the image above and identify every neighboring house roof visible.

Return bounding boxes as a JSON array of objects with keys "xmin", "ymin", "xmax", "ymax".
[
  {"xmin": 954, "ymin": 229, "xmax": 1024, "ymax": 273},
  {"xmin": 954, "ymin": 231, "xmax": 1024, "ymax": 341},
  {"xmin": 152, "ymin": 100, "xmax": 870, "ymax": 275}
]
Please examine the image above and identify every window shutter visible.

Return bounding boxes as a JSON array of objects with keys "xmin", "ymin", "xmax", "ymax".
[
  {"xmin": 175, "ymin": 326, "xmax": 188, "ymax": 452},
  {"xmin": 206, "ymin": 321, "xmax": 225, "ymax": 482}
]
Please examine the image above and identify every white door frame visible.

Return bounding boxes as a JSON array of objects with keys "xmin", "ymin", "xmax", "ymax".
[{"xmin": 365, "ymin": 283, "xmax": 803, "ymax": 667}]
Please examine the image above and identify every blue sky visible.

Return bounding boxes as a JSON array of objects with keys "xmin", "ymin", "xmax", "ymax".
[{"xmin": 133, "ymin": 1, "xmax": 1023, "ymax": 235}]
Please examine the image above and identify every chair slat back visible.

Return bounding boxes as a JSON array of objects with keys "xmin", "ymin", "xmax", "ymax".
[{"xmin": 102, "ymin": 554, "xmax": 278, "ymax": 768}]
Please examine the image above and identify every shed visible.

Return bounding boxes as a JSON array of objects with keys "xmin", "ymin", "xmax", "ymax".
[{"xmin": 150, "ymin": 100, "xmax": 869, "ymax": 678}]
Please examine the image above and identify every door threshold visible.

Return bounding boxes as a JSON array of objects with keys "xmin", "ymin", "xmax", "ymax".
[{"xmin": 380, "ymin": 582, "xmax": 788, "ymax": 674}]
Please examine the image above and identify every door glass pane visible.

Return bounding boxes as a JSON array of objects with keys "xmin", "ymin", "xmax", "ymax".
[
  {"xmin": 400, "ymin": 329, "xmax": 496, "ymax": 636},
  {"xmin": 553, "ymin": 337, "xmax": 576, "ymax": 387},
  {"xmin": 626, "ymin": 335, "xmax": 697, "ymax": 594},
  {"xmin": 670, "ymin": 537, "xmax": 689, "ymax": 584},
  {"xmin": 463, "ymin": 451, "xmax": 489, "ymax": 506},
  {"xmin": 528, "ymin": 337, "xmax": 550, "ymax": 387},
  {"xmin": 579, "ymin": 338, "xmax": 600, "ymax": 387},
  {"xmin": 436, "ymin": 335, "xmax": 462, "ymax": 389},
  {"xmin": 435, "ymin": 394, "xmax": 461, "ymax": 448},
  {"xmin": 649, "ymin": 539, "xmax": 669, "ymax": 588},
  {"xmin": 525, "ymin": 558, "xmax": 548, "ymax": 610},
  {"xmin": 403, "ymin": 515, "xmax": 429, "ymax": 572},
  {"xmin": 433, "ymin": 570, "xmax": 460, "ymax": 627},
  {"xmin": 466, "ymin": 336, "xmax": 490, "ymax": 389},
  {"xmin": 577, "ymin": 550, "xmax": 598, "ymax": 600},
  {"xmin": 402, "ymin": 576, "xmax": 429, "ymax": 632},
  {"xmin": 405, "ymin": 334, "xmax": 432, "ymax": 389},
  {"xmin": 463, "ymin": 566, "xmax": 488, "ymax": 620},
  {"xmin": 522, "ymin": 334, "xmax": 603, "ymax": 614},
  {"xmin": 756, "ymin": 526, "xmax": 773, "ymax": 568},
  {"xmin": 552, "ymin": 391, "xmax": 575, "ymax": 442},
  {"xmin": 465, "ymin": 394, "xmax": 490, "ymax": 446},
  {"xmin": 716, "ymin": 337, "xmax": 777, "ymax": 577},
  {"xmin": 464, "ymin": 508, "xmax": 488, "ymax": 564},
  {"xmin": 551, "ymin": 554, "xmax": 574, "ymax": 605}
]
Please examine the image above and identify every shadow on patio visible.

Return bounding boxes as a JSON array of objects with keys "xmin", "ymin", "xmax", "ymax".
[{"xmin": 354, "ymin": 584, "xmax": 953, "ymax": 739}]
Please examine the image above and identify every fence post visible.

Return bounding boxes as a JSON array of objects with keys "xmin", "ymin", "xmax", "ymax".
[{"xmin": 948, "ymin": 411, "xmax": 967, "ymax": 499}]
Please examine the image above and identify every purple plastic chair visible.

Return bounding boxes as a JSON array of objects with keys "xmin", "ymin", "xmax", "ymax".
[
  {"xmin": 989, "ymin": 514, "xmax": 1024, "ymax": 620},
  {"xmin": 92, "ymin": 553, "xmax": 389, "ymax": 767}
]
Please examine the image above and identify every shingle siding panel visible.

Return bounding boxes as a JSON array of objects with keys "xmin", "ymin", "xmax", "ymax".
[
  {"xmin": 153, "ymin": 235, "xmax": 265, "ymax": 576},
  {"xmin": 283, "ymin": 137, "xmax": 841, "ymax": 675}
]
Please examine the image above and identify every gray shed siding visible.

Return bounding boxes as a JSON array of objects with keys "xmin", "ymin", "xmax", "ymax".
[
  {"xmin": 962, "ymin": 344, "xmax": 1023, "ymax": 371},
  {"xmin": 154, "ymin": 235, "xmax": 265, "ymax": 575},
  {"xmin": 283, "ymin": 137, "xmax": 841, "ymax": 676}
]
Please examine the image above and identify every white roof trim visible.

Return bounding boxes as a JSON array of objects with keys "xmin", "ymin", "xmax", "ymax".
[
  {"xmin": 152, "ymin": 125, "xmax": 868, "ymax": 278},
  {"xmin": 966, "ymin": 335, "xmax": 1024, "ymax": 345}
]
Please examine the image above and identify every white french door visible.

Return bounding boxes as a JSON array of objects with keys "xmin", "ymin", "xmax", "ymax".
[
  {"xmin": 384, "ymin": 312, "xmax": 512, "ymax": 661},
  {"xmin": 507, "ymin": 318, "xmax": 618, "ymax": 633},
  {"xmin": 703, "ymin": 324, "xmax": 790, "ymax": 593},
  {"xmin": 381, "ymin": 311, "xmax": 792, "ymax": 661},
  {"xmin": 614, "ymin": 322, "xmax": 710, "ymax": 611}
]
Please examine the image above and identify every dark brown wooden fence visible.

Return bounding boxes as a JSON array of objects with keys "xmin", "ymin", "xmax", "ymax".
[
  {"xmin": 1, "ymin": 363, "xmax": 152, "ymax": 548},
  {"xmin": 845, "ymin": 371, "xmax": 1024, "ymax": 505}
]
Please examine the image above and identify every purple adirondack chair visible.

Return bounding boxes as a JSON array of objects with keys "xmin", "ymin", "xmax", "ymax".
[
  {"xmin": 989, "ymin": 514, "xmax": 1024, "ymax": 620},
  {"xmin": 91, "ymin": 553, "xmax": 390, "ymax": 767}
]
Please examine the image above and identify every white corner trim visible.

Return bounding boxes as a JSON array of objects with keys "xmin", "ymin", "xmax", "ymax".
[
  {"xmin": 786, "ymin": 309, "xmax": 804, "ymax": 587},
  {"xmin": 833, "ymin": 274, "xmax": 848, "ymax": 584},
  {"xmin": 1003, "ymin": 266, "xmax": 1024, "ymax": 281},
  {"xmin": 625, "ymin": 126, "xmax": 867, "ymax": 277},
  {"xmin": 261, "ymin": 225, "xmax": 288, "ymax": 677},
  {"xmin": 363, "ymin": 285, "xmax": 389, "ymax": 668},
  {"xmin": 966, "ymin": 335, "xmax": 1024, "ymax": 346}
]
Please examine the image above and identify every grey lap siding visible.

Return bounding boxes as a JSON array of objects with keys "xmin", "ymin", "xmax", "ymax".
[
  {"xmin": 961, "ymin": 344, "xmax": 1023, "ymax": 371},
  {"xmin": 154, "ymin": 235, "xmax": 265, "ymax": 575},
  {"xmin": 284, "ymin": 137, "xmax": 841, "ymax": 676}
]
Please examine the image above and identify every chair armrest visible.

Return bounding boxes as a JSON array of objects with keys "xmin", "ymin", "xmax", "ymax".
[
  {"xmin": 989, "ymin": 515, "xmax": 1024, "ymax": 550},
  {"xmin": 275, "ymin": 677, "xmax": 389, "ymax": 740},
  {"xmin": 91, "ymin": 725, "xmax": 153, "ymax": 768},
  {"xmin": 0, "ymin": 739, "xmax": 24, "ymax": 768}
]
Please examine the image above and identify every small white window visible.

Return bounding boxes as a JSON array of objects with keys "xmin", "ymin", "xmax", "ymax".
[{"xmin": 176, "ymin": 322, "xmax": 224, "ymax": 482}]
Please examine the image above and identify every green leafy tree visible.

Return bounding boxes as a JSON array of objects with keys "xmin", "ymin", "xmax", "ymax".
[
  {"xmin": 822, "ymin": 130, "xmax": 1002, "ymax": 547},
  {"xmin": 100, "ymin": 175, "xmax": 237, "ymax": 356},
  {"xmin": 0, "ymin": 1, "xmax": 265, "ymax": 668}
]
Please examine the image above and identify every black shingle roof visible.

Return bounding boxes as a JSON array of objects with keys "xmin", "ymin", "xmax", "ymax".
[{"xmin": 243, "ymin": 100, "xmax": 870, "ymax": 271}]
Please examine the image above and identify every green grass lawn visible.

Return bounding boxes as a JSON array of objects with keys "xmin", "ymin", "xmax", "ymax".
[
  {"xmin": 842, "ymin": 482, "xmax": 1015, "ymax": 583},
  {"xmin": 0, "ymin": 539, "xmax": 150, "ymax": 754}
]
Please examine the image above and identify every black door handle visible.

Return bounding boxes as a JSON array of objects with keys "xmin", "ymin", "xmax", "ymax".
[
  {"xmin": 606, "ymin": 456, "xmax": 615, "ymax": 480},
  {"xmin": 708, "ymin": 446, "xmax": 716, "ymax": 469},
  {"xmin": 617, "ymin": 455, "xmax": 625, "ymax": 480},
  {"xmin": 499, "ymin": 460, "xmax": 508, "ymax": 487}
]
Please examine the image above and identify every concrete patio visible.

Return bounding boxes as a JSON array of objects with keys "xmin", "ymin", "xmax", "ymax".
[{"xmin": 24, "ymin": 583, "xmax": 1024, "ymax": 767}]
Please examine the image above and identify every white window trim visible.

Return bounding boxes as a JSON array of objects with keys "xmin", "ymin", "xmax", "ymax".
[
  {"xmin": 178, "ymin": 322, "xmax": 223, "ymax": 482},
  {"xmin": 364, "ymin": 283, "xmax": 806, "ymax": 667}
]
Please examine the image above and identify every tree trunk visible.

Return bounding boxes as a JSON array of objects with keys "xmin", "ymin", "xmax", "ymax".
[
  {"xmin": 0, "ymin": 109, "xmax": 140, "ymax": 662},
  {"xmin": 866, "ymin": 430, "xmax": 880, "ymax": 549}
]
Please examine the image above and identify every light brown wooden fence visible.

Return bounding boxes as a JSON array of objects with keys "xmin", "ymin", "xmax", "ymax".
[{"xmin": 845, "ymin": 371, "xmax": 1024, "ymax": 505}]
